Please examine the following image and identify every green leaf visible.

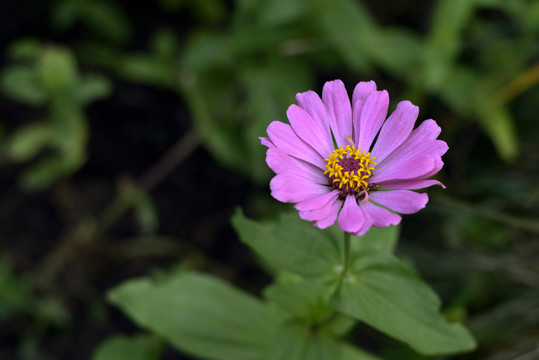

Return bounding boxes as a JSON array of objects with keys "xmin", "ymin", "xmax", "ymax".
[
  {"xmin": 338, "ymin": 343, "xmax": 382, "ymax": 360},
  {"xmin": 437, "ymin": 66, "xmax": 479, "ymax": 116},
  {"xmin": 265, "ymin": 322, "xmax": 309, "ymax": 360},
  {"xmin": 477, "ymin": 105, "xmax": 518, "ymax": 162},
  {"xmin": 108, "ymin": 272, "xmax": 284, "ymax": 360},
  {"xmin": 315, "ymin": 0, "xmax": 376, "ymax": 71},
  {"xmin": 423, "ymin": 0, "xmax": 477, "ymax": 90},
  {"xmin": 301, "ymin": 332, "xmax": 340, "ymax": 360},
  {"xmin": 119, "ymin": 55, "xmax": 175, "ymax": 88},
  {"xmin": 118, "ymin": 183, "xmax": 159, "ymax": 234},
  {"xmin": 80, "ymin": 0, "xmax": 132, "ymax": 44},
  {"xmin": 7, "ymin": 39, "xmax": 42, "ymax": 61},
  {"xmin": 91, "ymin": 334, "xmax": 162, "ymax": 360},
  {"xmin": 151, "ymin": 29, "xmax": 178, "ymax": 60},
  {"xmin": 0, "ymin": 65, "xmax": 46, "ymax": 105},
  {"xmin": 350, "ymin": 225, "xmax": 400, "ymax": 255},
  {"xmin": 0, "ymin": 258, "xmax": 33, "ymax": 321},
  {"xmin": 7, "ymin": 122, "xmax": 52, "ymax": 162},
  {"xmin": 265, "ymin": 324, "xmax": 381, "ymax": 360},
  {"xmin": 240, "ymin": 57, "xmax": 312, "ymax": 183},
  {"xmin": 20, "ymin": 155, "xmax": 73, "ymax": 190},
  {"xmin": 47, "ymin": 92, "xmax": 89, "ymax": 166},
  {"xmin": 232, "ymin": 210, "xmax": 343, "ymax": 280},
  {"xmin": 39, "ymin": 47, "xmax": 78, "ymax": 92},
  {"xmin": 367, "ymin": 29, "xmax": 423, "ymax": 78},
  {"xmin": 264, "ymin": 275, "xmax": 356, "ymax": 336},
  {"xmin": 76, "ymin": 74, "xmax": 112, "ymax": 105},
  {"xmin": 333, "ymin": 253, "xmax": 476, "ymax": 355},
  {"xmin": 264, "ymin": 276, "xmax": 333, "ymax": 323},
  {"xmin": 257, "ymin": 0, "xmax": 309, "ymax": 27}
]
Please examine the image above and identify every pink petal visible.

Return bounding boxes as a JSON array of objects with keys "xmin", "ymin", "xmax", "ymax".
[
  {"xmin": 296, "ymin": 90, "xmax": 332, "ymax": 139},
  {"xmin": 295, "ymin": 190, "xmax": 339, "ymax": 211},
  {"xmin": 297, "ymin": 192, "xmax": 339, "ymax": 221},
  {"xmin": 377, "ymin": 179, "xmax": 445, "ymax": 190},
  {"xmin": 352, "ymin": 80, "xmax": 377, "ymax": 107},
  {"xmin": 312, "ymin": 199, "xmax": 342, "ymax": 229},
  {"xmin": 363, "ymin": 202, "xmax": 402, "ymax": 228},
  {"xmin": 265, "ymin": 148, "xmax": 327, "ymax": 184},
  {"xmin": 267, "ymin": 121, "xmax": 325, "ymax": 169},
  {"xmin": 407, "ymin": 119, "xmax": 442, "ymax": 142},
  {"xmin": 376, "ymin": 119, "xmax": 446, "ymax": 170},
  {"xmin": 299, "ymin": 197, "xmax": 338, "ymax": 221},
  {"xmin": 337, "ymin": 196, "xmax": 366, "ymax": 233},
  {"xmin": 287, "ymin": 105, "xmax": 334, "ymax": 158},
  {"xmin": 351, "ymin": 211, "xmax": 373, "ymax": 236},
  {"xmin": 322, "ymin": 80, "xmax": 352, "ymax": 147},
  {"xmin": 355, "ymin": 90, "xmax": 389, "ymax": 151},
  {"xmin": 369, "ymin": 154, "xmax": 439, "ymax": 183},
  {"xmin": 377, "ymin": 140, "xmax": 448, "ymax": 173},
  {"xmin": 369, "ymin": 190, "xmax": 428, "ymax": 214},
  {"xmin": 260, "ymin": 137, "xmax": 275, "ymax": 149},
  {"xmin": 371, "ymin": 100, "xmax": 419, "ymax": 163},
  {"xmin": 414, "ymin": 156, "xmax": 444, "ymax": 180},
  {"xmin": 270, "ymin": 173, "xmax": 329, "ymax": 203}
]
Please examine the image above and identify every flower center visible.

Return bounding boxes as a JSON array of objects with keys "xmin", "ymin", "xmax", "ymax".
[{"xmin": 324, "ymin": 143, "xmax": 377, "ymax": 200}]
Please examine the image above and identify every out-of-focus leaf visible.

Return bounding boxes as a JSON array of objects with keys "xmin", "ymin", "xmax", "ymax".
[
  {"xmin": 350, "ymin": 225, "xmax": 400, "ymax": 255},
  {"xmin": 315, "ymin": 0, "xmax": 377, "ymax": 71},
  {"xmin": 368, "ymin": 29, "xmax": 423, "ymax": 78},
  {"xmin": 0, "ymin": 66, "xmax": 46, "ymax": 105},
  {"xmin": 339, "ymin": 343, "xmax": 382, "ymax": 360},
  {"xmin": 49, "ymin": 97, "xmax": 88, "ymax": 164},
  {"xmin": 151, "ymin": 29, "xmax": 178, "ymax": 60},
  {"xmin": 437, "ymin": 66, "xmax": 519, "ymax": 162},
  {"xmin": 257, "ymin": 0, "xmax": 310, "ymax": 27},
  {"xmin": 181, "ymin": 33, "xmax": 235, "ymax": 72},
  {"xmin": 423, "ymin": 0, "xmax": 477, "ymax": 90},
  {"xmin": 118, "ymin": 183, "xmax": 159, "ymax": 234},
  {"xmin": 301, "ymin": 332, "xmax": 340, "ymax": 360},
  {"xmin": 437, "ymin": 66, "xmax": 479, "ymax": 116},
  {"xmin": 39, "ymin": 47, "xmax": 78, "ymax": 92},
  {"xmin": 182, "ymin": 28, "xmax": 287, "ymax": 73},
  {"xmin": 7, "ymin": 39, "xmax": 42, "ymax": 61},
  {"xmin": 180, "ymin": 72, "xmax": 249, "ymax": 178},
  {"xmin": 477, "ymin": 104, "xmax": 518, "ymax": 162},
  {"xmin": 35, "ymin": 296, "xmax": 71, "ymax": 328},
  {"xmin": 19, "ymin": 156, "xmax": 72, "ymax": 190},
  {"xmin": 53, "ymin": 0, "xmax": 131, "ymax": 42},
  {"xmin": 264, "ymin": 274, "xmax": 355, "ymax": 337},
  {"xmin": 80, "ymin": 0, "xmax": 132, "ymax": 43},
  {"xmin": 266, "ymin": 322, "xmax": 308, "ymax": 360},
  {"xmin": 119, "ymin": 55, "xmax": 175, "ymax": 88},
  {"xmin": 76, "ymin": 74, "xmax": 112, "ymax": 105},
  {"xmin": 51, "ymin": 0, "xmax": 79, "ymax": 31},
  {"xmin": 108, "ymin": 272, "xmax": 284, "ymax": 360},
  {"xmin": 241, "ymin": 57, "xmax": 312, "ymax": 182},
  {"xmin": 92, "ymin": 334, "xmax": 162, "ymax": 360},
  {"xmin": 264, "ymin": 277, "xmax": 333, "ymax": 323},
  {"xmin": 333, "ymin": 253, "xmax": 476, "ymax": 355},
  {"xmin": 7, "ymin": 122, "xmax": 52, "ymax": 162},
  {"xmin": 232, "ymin": 210, "xmax": 343, "ymax": 280},
  {"xmin": 0, "ymin": 259, "xmax": 33, "ymax": 321},
  {"xmin": 266, "ymin": 324, "xmax": 380, "ymax": 360}
]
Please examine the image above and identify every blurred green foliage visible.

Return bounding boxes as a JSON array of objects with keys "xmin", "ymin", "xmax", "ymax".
[
  {"xmin": 0, "ymin": 0, "xmax": 538, "ymax": 359},
  {"xmin": 1, "ymin": 42, "xmax": 110, "ymax": 189}
]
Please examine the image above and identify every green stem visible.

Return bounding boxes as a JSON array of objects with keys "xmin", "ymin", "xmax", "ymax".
[
  {"xmin": 334, "ymin": 231, "xmax": 351, "ymax": 296},
  {"xmin": 316, "ymin": 231, "xmax": 352, "ymax": 329},
  {"xmin": 343, "ymin": 231, "xmax": 351, "ymax": 277}
]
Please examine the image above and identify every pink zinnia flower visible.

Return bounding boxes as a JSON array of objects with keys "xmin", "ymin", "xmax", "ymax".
[{"xmin": 260, "ymin": 80, "xmax": 448, "ymax": 236}]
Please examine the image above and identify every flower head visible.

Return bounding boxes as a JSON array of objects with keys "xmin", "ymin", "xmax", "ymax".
[{"xmin": 260, "ymin": 80, "xmax": 448, "ymax": 236}]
